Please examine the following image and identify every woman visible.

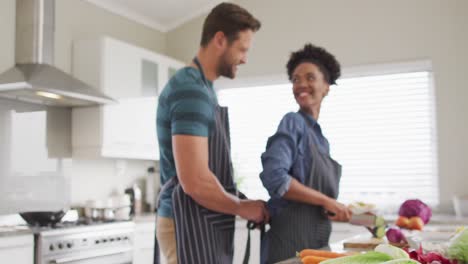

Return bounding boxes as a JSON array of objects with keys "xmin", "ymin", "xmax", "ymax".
[{"xmin": 259, "ymin": 43, "xmax": 352, "ymax": 263}]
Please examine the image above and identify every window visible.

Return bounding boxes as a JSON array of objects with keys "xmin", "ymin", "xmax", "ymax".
[{"xmin": 217, "ymin": 61, "xmax": 438, "ymax": 211}]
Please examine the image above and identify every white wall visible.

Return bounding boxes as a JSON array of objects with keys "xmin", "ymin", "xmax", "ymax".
[
  {"xmin": 65, "ymin": 159, "xmax": 155, "ymax": 205},
  {"xmin": 54, "ymin": 0, "xmax": 167, "ymax": 74},
  {"xmin": 0, "ymin": 0, "xmax": 164, "ymax": 210},
  {"xmin": 165, "ymin": 0, "xmax": 468, "ymax": 213}
]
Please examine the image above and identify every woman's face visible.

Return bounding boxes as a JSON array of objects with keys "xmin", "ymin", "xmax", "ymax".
[{"xmin": 291, "ymin": 62, "xmax": 330, "ymax": 111}]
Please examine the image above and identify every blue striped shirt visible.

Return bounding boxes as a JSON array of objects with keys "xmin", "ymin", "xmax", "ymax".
[
  {"xmin": 156, "ymin": 67, "xmax": 217, "ymax": 218},
  {"xmin": 260, "ymin": 111, "xmax": 331, "ymax": 216}
]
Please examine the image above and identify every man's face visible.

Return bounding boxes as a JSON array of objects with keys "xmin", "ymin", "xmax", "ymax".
[{"xmin": 217, "ymin": 29, "xmax": 253, "ymax": 79}]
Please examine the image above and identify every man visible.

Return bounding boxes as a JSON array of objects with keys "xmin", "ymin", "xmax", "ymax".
[{"xmin": 155, "ymin": 3, "xmax": 268, "ymax": 264}]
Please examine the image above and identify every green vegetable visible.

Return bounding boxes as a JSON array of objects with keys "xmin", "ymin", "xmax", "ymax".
[
  {"xmin": 373, "ymin": 225, "xmax": 386, "ymax": 238},
  {"xmin": 381, "ymin": 259, "xmax": 420, "ymax": 264},
  {"xmin": 374, "ymin": 244, "xmax": 409, "ymax": 260},
  {"xmin": 447, "ymin": 228, "xmax": 468, "ymax": 262},
  {"xmin": 320, "ymin": 251, "xmax": 392, "ymax": 264},
  {"xmin": 375, "ymin": 216, "xmax": 386, "ymax": 227}
]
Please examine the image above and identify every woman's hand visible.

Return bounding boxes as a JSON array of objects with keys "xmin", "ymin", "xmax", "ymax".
[{"xmin": 323, "ymin": 198, "xmax": 352, "ymax": 222}]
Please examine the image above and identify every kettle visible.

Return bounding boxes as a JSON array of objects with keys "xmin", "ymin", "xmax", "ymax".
[
  {"xmin": 145, "ymin": 166, "xmax": 160, "ymax": 212},
  {"xmin": 125, "ymin": 184, "xmax": 142, "ymax": 216}
]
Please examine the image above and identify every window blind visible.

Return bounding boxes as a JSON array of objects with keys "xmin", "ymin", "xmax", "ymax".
[{"xmin": 217, "ymin": 67, "xmax": 438, "ymax": 211}]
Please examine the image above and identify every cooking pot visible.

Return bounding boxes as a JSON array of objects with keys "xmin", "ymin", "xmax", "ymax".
[{"xmin": 19, "ymin": 210, "xmax": 67, "ymax": 226}]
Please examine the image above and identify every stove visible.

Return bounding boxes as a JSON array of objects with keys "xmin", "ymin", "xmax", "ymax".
[{"xmin": 29, "ymin": 220, "xmax": 135, "ymax": 264}]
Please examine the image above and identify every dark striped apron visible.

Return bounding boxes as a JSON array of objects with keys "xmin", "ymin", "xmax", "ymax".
[
  {"xmin": 171, "ymin": 58, "xmax": 237, "ymax": 264},
  {"xmin": 262, "ymin": 112, "xmax": 342, "ymax": 264}
]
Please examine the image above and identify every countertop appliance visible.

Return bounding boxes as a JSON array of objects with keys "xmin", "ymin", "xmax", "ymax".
[{"xmin": 29, "ymin": 220, "xmax": 134, "ymax": 264}]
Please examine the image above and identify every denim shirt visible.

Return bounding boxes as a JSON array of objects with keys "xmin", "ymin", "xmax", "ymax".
[{"xmin": 260, "ymin": 111, "xmax": 330, "ymax": 216}]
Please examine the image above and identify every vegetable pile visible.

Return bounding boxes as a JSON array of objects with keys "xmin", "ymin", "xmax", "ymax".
[
  {"xmin": 404, "ymin": 246, "xmax": 457, "ymax": 264},
  {"xmin": 447, "ymin": 227, "xmax": 468, "ymax": 263},
  {"xmin": 299, "ymin": 244, "xmax": 422, "ymax": 264},
  {"xmin": 319, "ymin": 251, "xmax": 393, "ymax": 264},
  {"xmin": 297, "ymin": 249, "xmax": 346, "ymax": 264},
  {"xmin": 386, "ymin": 227, "xmax": 408, "ymax": 244},
  {"xmin": 398, "ymin": 200, "xmax": 432, "ymax": 225},
  {"xmin": 394, "ymin": 200, "xmax": 432, "ymax": 231}
]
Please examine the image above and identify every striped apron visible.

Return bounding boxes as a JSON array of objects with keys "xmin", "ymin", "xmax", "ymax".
[
  {"xmin": 262, "ymin": 112, "xmax": 342, "ymax": 264},
  {"xmin": 171, "ymin": 57, "xmax": 237, "ymax": 264}
]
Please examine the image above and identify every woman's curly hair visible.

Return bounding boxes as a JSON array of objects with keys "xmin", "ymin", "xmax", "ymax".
[{"xmin": 286, "ymin": 43, "xmax": 341, "ymax": 85}]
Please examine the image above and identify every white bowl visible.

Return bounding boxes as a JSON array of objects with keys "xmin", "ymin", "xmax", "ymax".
[
  {"xmin": 112, "ymin": 194, "xmax": 132, "ymax": 208},
  {"xmin": 114, "ymin": 206, "xmax": 131, "ymax": 221}
]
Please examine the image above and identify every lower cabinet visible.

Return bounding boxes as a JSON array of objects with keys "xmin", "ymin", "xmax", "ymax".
[
  {"xmin": 0, "ymin": 234, "xmax": 34, "ymax": 264},
  {"xmin": 133, "ymin": 216, "xmax": 166, "ymax": 264}
]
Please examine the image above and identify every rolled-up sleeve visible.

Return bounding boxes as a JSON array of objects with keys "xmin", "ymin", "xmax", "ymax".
[{"xmin": 260, "ymin": 113, "xmax": 302, "ymax": 198}]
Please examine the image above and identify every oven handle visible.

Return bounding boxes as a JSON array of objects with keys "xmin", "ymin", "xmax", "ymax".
[{"xmin": 50, "ymin": 247, "xmax": 132, "ymax": 264}]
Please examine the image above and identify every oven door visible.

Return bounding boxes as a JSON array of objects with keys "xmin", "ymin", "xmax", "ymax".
[{"xmin": 47, "ymin": 248, "xmax": 133, "ymax": 264}]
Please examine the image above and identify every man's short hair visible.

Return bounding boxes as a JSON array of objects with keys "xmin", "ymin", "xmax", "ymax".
[{"xmin": 200, "ymin": 2, "xmax": 261, "ymax": 47}]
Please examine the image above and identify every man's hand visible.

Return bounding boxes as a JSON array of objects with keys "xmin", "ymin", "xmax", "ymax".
[
  {"xmin": 237, "ymin": 200, "xmax": 270, "ymax": 224},
  {"xmin": 323, "ymin": 198, "xmax": 352, "ymax": 222}
]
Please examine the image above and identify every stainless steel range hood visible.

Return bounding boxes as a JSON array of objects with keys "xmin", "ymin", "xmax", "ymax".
[{"xmin": 0, "ymin": 0, "xmax": 115, "ymax": 107}]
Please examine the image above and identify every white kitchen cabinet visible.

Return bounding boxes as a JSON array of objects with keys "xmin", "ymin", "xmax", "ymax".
[
  {"xmin": 72, "ymin": 97, "xmax": 158, "ymax": 160},
  {"xmin": 73, "ymin": 36, "xmax": 184, "ymax": 99},
  {"xmin": 0, "ymin": 234, "xmax": 34, "ymax": 264},
  {"xmin": 72, "ymin": 36, "xmax": 184, "ymax": 160}
]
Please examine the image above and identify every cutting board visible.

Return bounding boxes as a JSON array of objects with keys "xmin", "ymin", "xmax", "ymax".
[
  {"xmin": 343, "ymin": 237, "xmax": 384, "ymax": 250},
  {"xmin": 275, "ymin": 257, "xmax": 301, "ymax": 264}
]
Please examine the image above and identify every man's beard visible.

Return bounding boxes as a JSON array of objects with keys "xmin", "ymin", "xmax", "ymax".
[{"xmin": 217, "ymin": 52, "xmax": 236, "ymax": 79}]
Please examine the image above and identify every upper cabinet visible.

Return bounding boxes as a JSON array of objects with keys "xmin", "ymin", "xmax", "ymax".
[{"xmin": 72, "ymin": 37, "xmax": 185, "ymax": 160}]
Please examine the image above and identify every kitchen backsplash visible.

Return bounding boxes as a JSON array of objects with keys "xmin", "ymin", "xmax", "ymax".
[{"xmin": 67, "ymin": 158, "xmax": 156, "ymax": 205}]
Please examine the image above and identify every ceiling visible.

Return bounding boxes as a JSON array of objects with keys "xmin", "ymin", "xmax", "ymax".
[{"xmin": 84, "ymin": 0, "xmax": 226, "ymax": 32}]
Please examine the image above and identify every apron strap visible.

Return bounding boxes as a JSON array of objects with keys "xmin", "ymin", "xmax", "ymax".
[
  {"xmin": 194, "ymin": 55, "xmax": 258, "ymax": 263},
  {"xmin": 244, "ymin": 221, "xmax": 266, "ymax": 264},
  {"xmin": 153, "ymin": 217, "xmax": 161, "ymax": 264},
  {"xmin": 193, "ymin": 57, "xmax": 209, "ymax": 86}
]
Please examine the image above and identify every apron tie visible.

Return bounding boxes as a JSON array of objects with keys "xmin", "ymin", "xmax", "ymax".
[{"xmin": 244, "ymin": 221, "xmax": 266, "ymax": 264}]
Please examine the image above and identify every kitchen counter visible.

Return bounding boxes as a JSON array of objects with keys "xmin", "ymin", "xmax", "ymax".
[
  {"xmin": 423, "ymin": 214, "xmax": 468, "ymax": 225},
  {"xmin": 384, "ymin": 214, "xmax": 468, "ymax": 225},
  {"xmin": 0, "ymin": 226, "xmax": 32, "ymax": 238},
  {"xmin": 133, "ymin": 213, "xmax": 156, "ymax": 223},
  {"xmin": 276, "ymin": 219, "xmax": 467, "ymax": 264},
  {"xmin": 133, "ymin": 212, "xmax": 468, "ymax": 224},
  {"xmin": 275, "ymin": 238, "xmax": 357, "ymax": 264}
]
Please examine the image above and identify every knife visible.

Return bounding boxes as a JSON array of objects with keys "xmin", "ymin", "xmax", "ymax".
[
  {"xmin": 324, "ymin": 210, "xmax": 384, "ymax": 226},
  {"xmin": 325, "ymin": 210, "xmax": 386, "ymax": 238}
]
